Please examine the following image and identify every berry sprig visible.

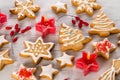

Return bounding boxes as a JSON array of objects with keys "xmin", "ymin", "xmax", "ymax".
[
  {"xmin": 71, "ymin": 16, "xmax": 89, "ymax": 28},
  {"xmin": 5, "ymin": 24, "xmax": 31, "ymax": 42}
]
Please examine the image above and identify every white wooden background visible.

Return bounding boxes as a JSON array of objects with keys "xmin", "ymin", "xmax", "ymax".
[{"xmin": 0, "ymin": 0, "xmax": 120, "ymax": 80}]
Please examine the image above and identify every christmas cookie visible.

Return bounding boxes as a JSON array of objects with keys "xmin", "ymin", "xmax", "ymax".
[
  {"xmin": 0, "ymin": 35, "xmax": 9, "ymax": 48},
  {"xmin": 89, "ymin": 11, "xmax": 120, "ymax": 37},
  {"xmin": 11, "ymin": 64, "xmax": 37, "ymax": 80},
  {"xmin": 93, "ymin": 38, "xmax": 116, "ymax": 60},
  {"xmin": 71, "ymin": 0, "xmax": 101, "ymax": 16},
  {"xmin": 99, "ymin": 58, "xmax": 120, "ymax": 80},
  {"xmin": 0, "ymin": 49, "xmax": 14, "ymax": 70},
  {"xmin": 51, "ymin": 1, "xmax": 67, "ymax": 14},
  {"xmin": 40, "ymin": 64, "xmax": 59, "ymax": 80},
  {"xmin": 10, "ymin": 0, "xmax": 40, "ymax": 20},
  {"xmin": 59, "ymin": 23, "xmax": 91, "ymax": 51},
  {"xmin": 56, "ymin": 52, "xmax": 74, "ymax": 68},
  {"xmin": 19, "ymin": 37, "xmax": 54, "ymax": 64}
]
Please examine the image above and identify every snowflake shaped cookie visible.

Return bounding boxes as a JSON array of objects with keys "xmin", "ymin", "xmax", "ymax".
[
  {"xmin": 10, "ymin": 0, "xmax": 40, "ymax": 20},
  {"xmin": 72, "ymin": 0, "xmax": 101, "ymax": 16},
  {"xmin": 0, "ymin": 49, "xmax": 14, "ymax": 70},
  {"xmin": 51, "ymin": 1, "xmax": 67, "ymax": 14},
  {"xmin": 0, "ymin": 35, "xmax": 9, "ymax": 48},
  {"xmin": 56, "ymin": 52, "xmax": 74, "ymax": 68},
  {"xmin": 19, "ymin": 37, "xmax": 54, "ymax": 64},
  {"xmin": 11, "ymin": 64, "xmax": 37, "ymax": 80},
  {"xmin": 40, "ymin": 64, "xmax": 59, "ymax": 80}
]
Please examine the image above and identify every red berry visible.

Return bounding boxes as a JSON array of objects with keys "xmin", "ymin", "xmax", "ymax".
[
  {"xmin": 78, "ymin": 21, "xmax": 83, "ymax": 28},
  {"xmin": 26, "ymin": 26, "xmax": 31, "ymax": 31},
  {"xmin": 15, "ymin": 24, "xmax": 19, "ymax": 29},
  {"xmin": 75, "ymin": 16, "xmax": 80, "ymax": 21},
  {"xmin": 15, "ymin": 28, "xmax": 21, "ymax": 33},
  {"xmin": 83, "ymin": 22, "xmax": 89, "ymax": 26},
  {"xmin": 12, "ymin": 37, "xmax": 18, "ymax": 42},
  {"xmin": 10, "ymin": 31, "xmax": 15, "ymax": 36},
  {"xmin": 21, "ymin": 29, "xmax": 26, "ymax": 33},
  {"xmin": 64, "ymin": 78, "xmax": 68, "ymax": 80},
  {"xmin": 5, "ymin": 26, "xmax": 12, "ymax": 30},
  {"xmin": 72, "ymin": 19, "xmax": 76, "ymax": 25}
]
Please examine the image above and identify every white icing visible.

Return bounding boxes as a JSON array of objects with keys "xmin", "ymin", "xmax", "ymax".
[
  {"xmin": 56, "ymin": 52, "xmax": 74, "ymax": 67},
  {"xmin": 40, "ymin": 64, "xmax": 58, "ymax": 80},
  {"xmin": 20, "ymin": 37, "xmax": 54, "ymax": 63},
  {"xmin": 53, "ymin": 1, "xmax": 67, "ymax": 11},
  {"xmin": 59, "ymin": 23, "xmax": 84, "ymax": 47}
]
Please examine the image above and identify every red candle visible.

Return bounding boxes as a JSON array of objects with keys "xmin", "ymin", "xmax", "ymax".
[
  {"xmin": 76, "ymin": 51, "xmax": 99, "ymax": 76},
  {"xmin": 35, "ymin": 16, "xmax": 56, "ymax": 37},
  {"xmin": 0, "ymin": 12, "xmax": 7, "ymax": 28}
]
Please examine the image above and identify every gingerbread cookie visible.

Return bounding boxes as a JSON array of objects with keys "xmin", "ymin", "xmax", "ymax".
[
  {"xmin": 40, "ymin": 64, "xmax": 58, "ymax": 80},
  {"xmin": 0, "ymin": 49, "xmax": 14, "ymax": 70},
  {"xmin": 71, "ymin": 0, "xmax": 101, "ymax": 16},
  {"xmin": 89, "ymin": 11, "xmax": 120, "ymax": 37},
  {"xmin": 56, "ymin": 52, "xmax": 74, "ymax": 68},
  {"xmin": 51, "ymin": 1, "xmax": 67, "ymax": 14},
  {"xmin": 10, "ymin": 0, "xmax": 40, "ymax": 20},
  {"xmin": 59, "ymin": 23, "xmax": 91, "ymax": 51},
  {"xmin": 99, "ymin": 58, "xmax": 120, "ymax": 80},
  {"xmin": 93, "ymin": 38, "xmax": 116, "ymax": 60},
  {"xmin": 19, "ymin": 37, "xmax": 54, "ymax": 64},
  {"xmin": 0, "ymin": 35, "xmax": 9, "ymax": 48},
  {"xmin": 11, "ymin": 64, "xmax": 37, "ymax": 80}
]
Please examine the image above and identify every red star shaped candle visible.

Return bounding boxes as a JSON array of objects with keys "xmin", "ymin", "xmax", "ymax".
[
  {"xmin": 0, "ymin": 12, "xmax": 7, "ymax": 28},
  {"xmin": 76, "ymin": 51, "xmax": 99, "ymax": 76},
  {"xmin": 35, "ymin": 16, "xmax": 56, "ymax": 37}
]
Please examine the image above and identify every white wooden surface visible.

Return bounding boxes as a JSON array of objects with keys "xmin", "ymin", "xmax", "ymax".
[{"xmin": 0, "ymin": 0, "xmax": 120, "ymax": 80}]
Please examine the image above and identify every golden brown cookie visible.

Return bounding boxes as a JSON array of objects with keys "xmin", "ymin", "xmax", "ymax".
[
  {"xmin": 19, "ymin": 37, "xmax": 54, "ymax": 64},
  {"xmin": 40, "ymin": 64, "xmax": 58, "ymax": 80},
  {"xmin": 0, "ymin": 35, "xmax": 9, "ymax": 48},
  {"xmin": 51, "ymin": 1, "xmax": 67, "ymax": 14},
  {"xmin": 56, "ymin": 52, "xmax": 74, "ymax": 68},
  {"xmin": 59, "ymin": 23, "xmax": 91, "ymax": 51},
  {"xmin": 10, "ymin": 0, "xmax": 40, "ymax": 20},
  {"xmin": 0, "ymin": 49, "xmax": 14, "ymax": 70},
  {"xmin": 11, "ymin": 64, "xmax": 37, "ymax": 80},
  {"xmin": 89, "ymin": 11, "xmax": 120, "ymax": 37},
  {"xmin": 71, "ymin": 0, "xmax": 101, "ymax": 16},
  {"xmin": 93, "ymin": 38, "xmax": 116, "ymax": 60},
  {"xmin": 99, "ymin": 58, "xmax": 120, "ymax": 80}
]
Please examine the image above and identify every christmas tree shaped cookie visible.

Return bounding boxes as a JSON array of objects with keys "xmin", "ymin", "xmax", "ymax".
[
  {"xmin": 99, "ymin": 58, "xmax": 120, "ymax": 80},
  {"xmin": 59, "ymin": 23, "xmax": 91, "ymax": 51},
  {"xmin": 89, "ymin": 11, "xmax": 120, "ymax": 37}
]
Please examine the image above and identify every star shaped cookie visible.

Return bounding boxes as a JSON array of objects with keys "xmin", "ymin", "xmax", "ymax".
[
  {"xmin": 40, "ymin": 64, "xmax": 59, "ymax": 80},
  {"xmin": 11, "ymin": 64, "xmax": 37, "ymax": 80},
  {"xmin": 56, "ymin": 52, "xmax": 74, "ymax": 68},
  {"xmin": 93, "ymin": 38, "xmax": 116, "ymax": 60},
  {"xmin": 0, "ymin": 35, "xmax": 9, "ymax": 48},
  {"xmin": 0, "ymin": 49, "xmax": 14, "ymax": 70},
  {"xmin": 20, "ymin": 37, "xmax": 54, "ymax": 64},
  {"xmin": 51, "ymin": 1, "xmax": 67, "ymax": 14},
  {"xmin": 10, "ymin": 0, "xmax": 40, "ymax": 20},
  {"xmin": 72, "ymin": 0, "xmax": 101, "ymax": 16}
]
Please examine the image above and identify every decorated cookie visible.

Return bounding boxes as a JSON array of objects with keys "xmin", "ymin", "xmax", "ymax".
[
  {"xmin": 76, "ymin": 51, "xmax": 99, "ymax": 76},
  {"xmin": 19, "ymin": 37, "xmax": 54, "ymax": 64},
  {"xmin": 10, "ymin": 0, "xmax": 40, "ymax": 20},
  {"xmin": 59, "ymin": 23, "xmax": 91, "ymax": 51},
  {"xmin": 51, "ymin": 1, "xmax": 67, "ymax": 14},
  {"xmin": 11, "ymin": 64, "xmax": 37, "ymax": 80},
  {"xmin": 35, "ymin": 16, "xmax": 56, "ymax": 37},
  {"xmin": 40, "ymin": 64, "xmax": 59, "ymax": 80},
  {"xmin": 89, "ymin": 11, "xmax": 120, "ymax": 37},
  {"xmin": 71, "ymin": 0, "xmax": 101, "ymax": 16},
  {"xmin": 0, "ymin": 49, "xmax": 14, "ymax": 70},
  {"xmin": 56, "ymin": 52, "xmax": 74, "ymax": 68},
  {"xmin": 93, "ymin": 38, "xmax": 116, "ymax": 60},
  {"xmin": 99, "ymin": 58, "xmax": 120, "ymax": 80},
  {"xmin": 0, "ymin": 35, "xmax": 9, "ymax": 48}
]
